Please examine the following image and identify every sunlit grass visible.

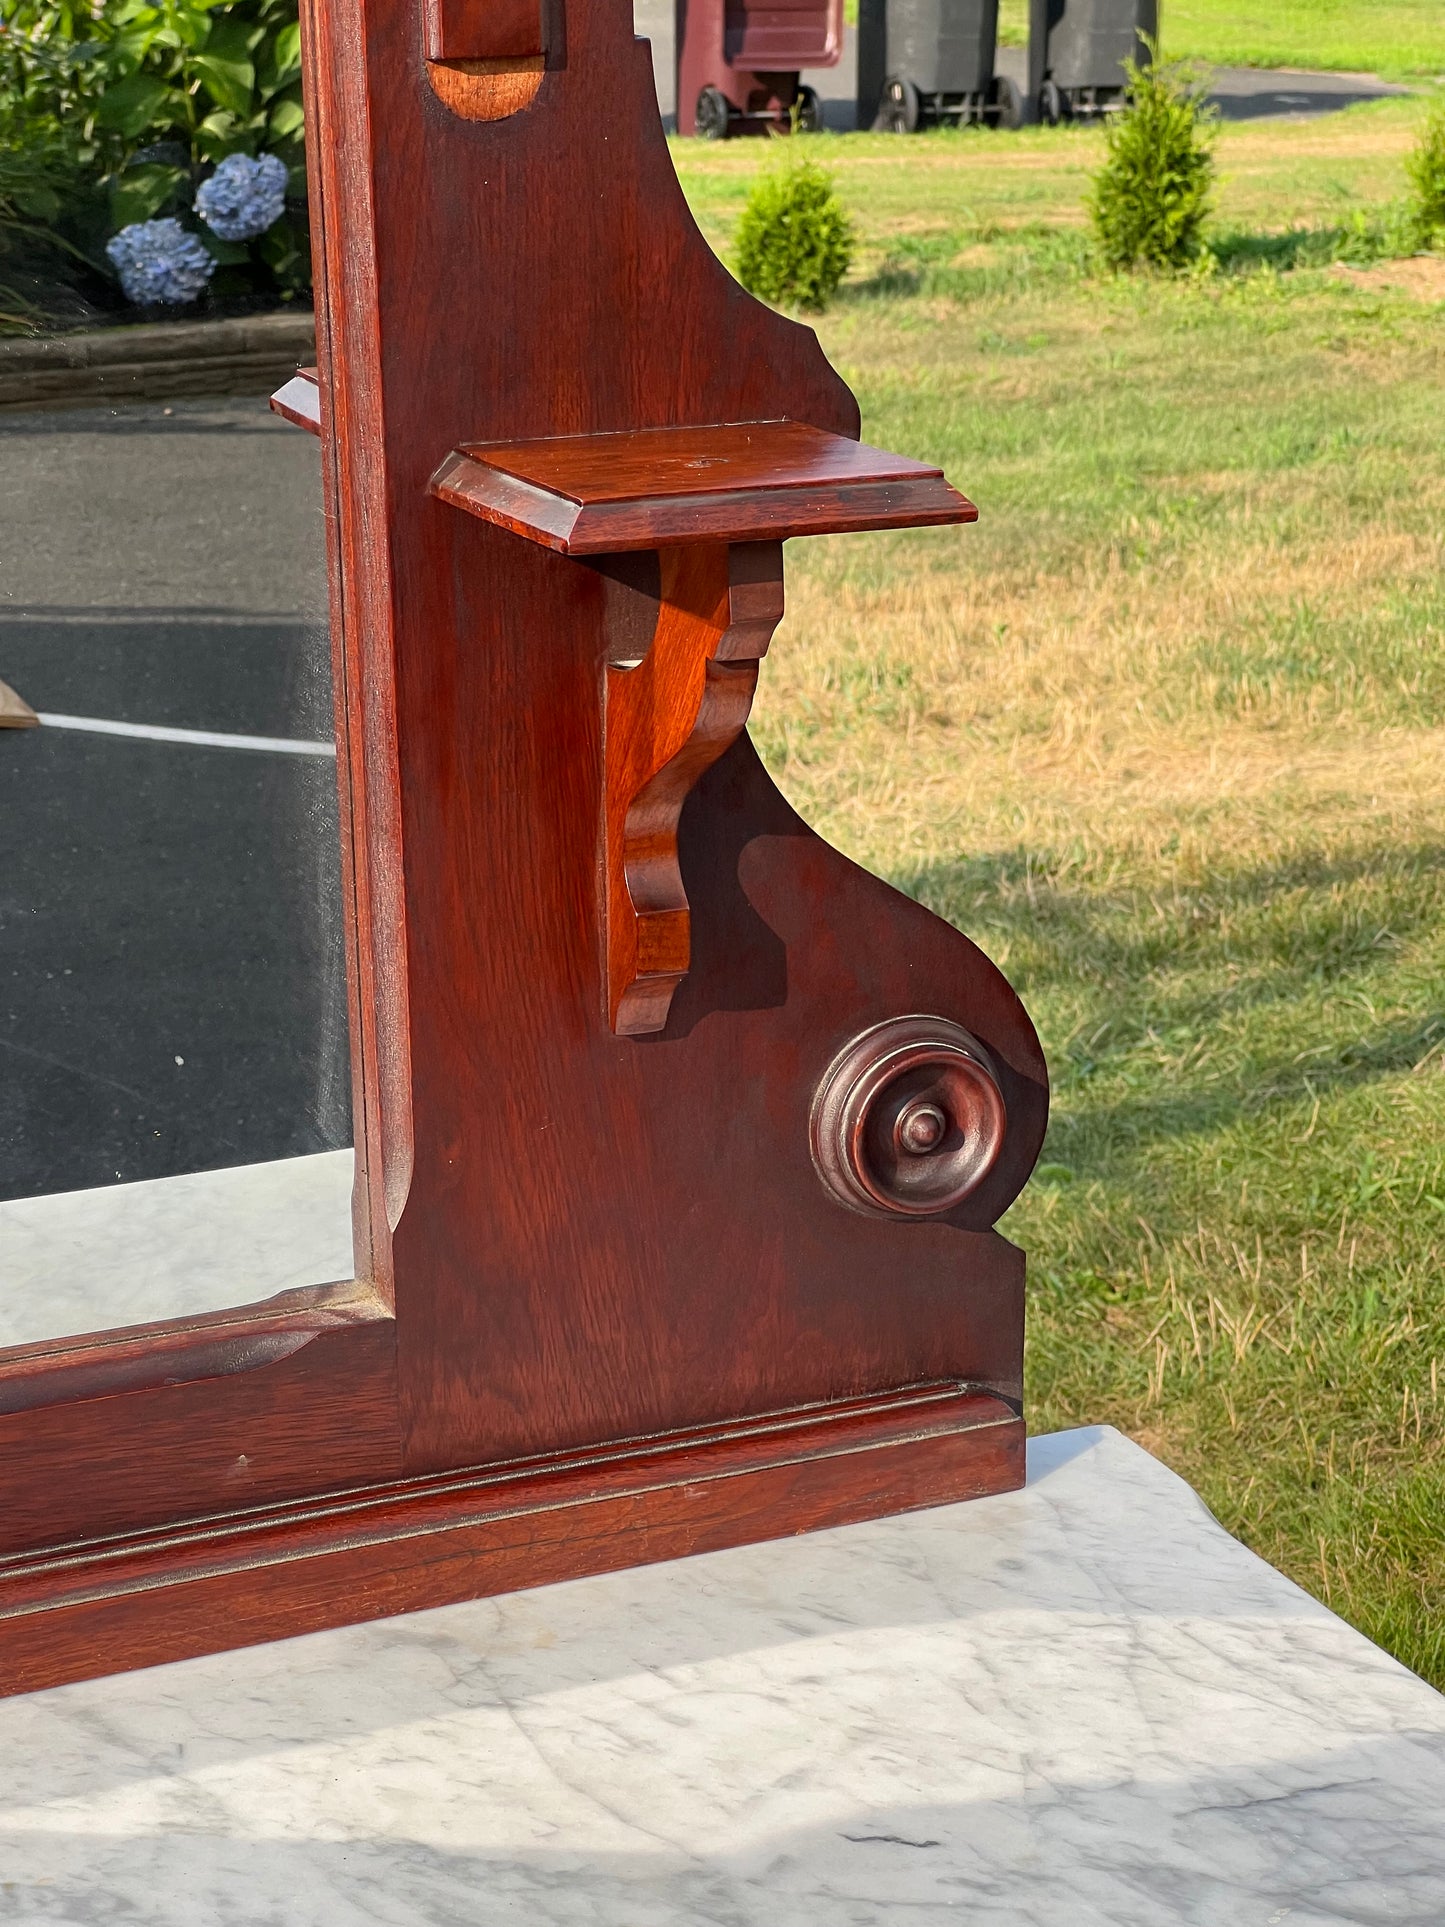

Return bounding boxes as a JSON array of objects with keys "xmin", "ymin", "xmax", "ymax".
[
  {"xmin": 1164, "ymin": 0, "xmax": 1445, "ymax": 80},
  {"xmin": 676, "ymin": 101, "xmax": 1445, "ymax": 1684},
  {"xmin": 995, "ymin": 0, "xmax": 1445, "ymax": 75}
]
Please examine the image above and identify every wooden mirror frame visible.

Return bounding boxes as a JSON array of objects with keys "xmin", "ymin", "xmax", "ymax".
[{"xmin": 0, "ymin": 0, "xmax": 1048, "ymax": 1700}]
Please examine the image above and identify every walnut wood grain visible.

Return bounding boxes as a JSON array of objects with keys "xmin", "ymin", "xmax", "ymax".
[
  {"xmin": 423, "ymin": 0, "xmax": 544, "ymax": 61},
  {"xmin": 0, "ymin": 1281, "xmax": 383, "ymax": 1417},
  {"xmin": 426, "ymin": 55, "xmax": 545, "ymax": 119},
  {"xmin": 431, "ymin": 418, "xmax": 977, "ymax": 553},
  {"xmin": 0, "ymin": 1384, "xmax": 1022, "ymax": 1696},
  {"xmin": 605, "ymin": 542, "xmax": 783, "ymax": 1033},
  {"xmin": 279, "ymin": 0, "xmax": 1048, "ymax": 1483},
  {"xmin": 0, "ymin": 0, "xmax": 1046, "ymax": 1699},
  {"xmin": 0, "ymin": 1308, "xmax": 400, "ymax": 1561}
]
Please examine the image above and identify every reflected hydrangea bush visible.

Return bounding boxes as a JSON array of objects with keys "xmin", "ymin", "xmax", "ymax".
[
  {"xmin": 105, "ymin": 219, "xmax": 216, "ymax": 307},
  {"xmin": 195, "ymin": 153, "xmax": 290, "ymax": 243}
]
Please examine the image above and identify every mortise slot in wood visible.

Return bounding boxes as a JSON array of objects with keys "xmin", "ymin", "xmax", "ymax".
[
  {"xmin": 422, "ymin": 0, "xmax": 546, "ymax": 118},
  {"xmin": 605, "ymin": 542, "xmax": 784, "ymax": 1036},
  {"xmin": 426, "ymin": 56, "xmax": 545, "ymax": 121},
  {"xmin": 423, "ymin": 0, "xmax": 544, "ymax": 61}
]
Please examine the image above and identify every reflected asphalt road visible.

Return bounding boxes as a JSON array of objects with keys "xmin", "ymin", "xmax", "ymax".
[{"xmin": 0, "ymin": 399, "xmax": 350, "ymax": 1202}]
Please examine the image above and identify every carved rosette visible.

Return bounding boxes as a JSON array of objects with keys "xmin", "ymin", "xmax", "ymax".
[{"xmin": 810, "ymin": 1016, "xmax": 1008, "ymax": 1218}]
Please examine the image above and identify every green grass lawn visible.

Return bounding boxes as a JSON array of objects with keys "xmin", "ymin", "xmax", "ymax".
[
  {"xmin": 995, "ymin": 0, "xmax": 1445, "ymax": 77},
  {"xmin": 673, "ymin": 99, "xmax": 1445, "ymax": 1686}
]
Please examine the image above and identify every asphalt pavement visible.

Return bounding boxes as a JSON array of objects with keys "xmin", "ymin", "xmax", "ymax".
[{"xmin": 0, "ymin": 399, "xmax": 349, "ymax": 1202}]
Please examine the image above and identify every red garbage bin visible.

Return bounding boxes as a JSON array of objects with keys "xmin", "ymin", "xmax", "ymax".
[{"xmin": 677, "ymin": 0, "xmax": 844, "ymax": 137}]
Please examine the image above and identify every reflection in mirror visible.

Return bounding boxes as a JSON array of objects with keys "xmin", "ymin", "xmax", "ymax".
[{"xmin": 0, "ymin": 397, "xmax": 354, "ymax": 1350}]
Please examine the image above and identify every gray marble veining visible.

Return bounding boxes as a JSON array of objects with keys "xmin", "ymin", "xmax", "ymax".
[
  {"xmin": 0, "ymin": 1150, "xmax": 355, "ymax": 1347},
  {"xmin": 3, "ymin": 1426, "xmax": 1442, "ymax": 1924}
]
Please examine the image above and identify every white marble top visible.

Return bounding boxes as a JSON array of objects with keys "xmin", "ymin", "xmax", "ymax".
[
  {"xmin": 4, "ymin": 1425, "xmax": 1443, "ymax": 1923},
  {"xmin": 0, "ymin": 1150, "xmax": 355, "ymax": 1347}
]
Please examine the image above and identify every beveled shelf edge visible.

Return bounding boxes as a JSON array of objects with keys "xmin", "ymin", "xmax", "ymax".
[
  {"xmin": 0, "ymin": 1382, "xmax": 1022, "ymax": 1696},
  {"xmin": 269, "ymin": 372, "xmax": 978, "ymax": 552},
  {"xmin": 429, "ymin": 448, "xmax": 978, "ymax": 554}
]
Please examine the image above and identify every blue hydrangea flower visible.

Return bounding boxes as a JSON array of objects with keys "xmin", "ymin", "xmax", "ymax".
[
  {"xmin": 105, "ymin": 219, "xmax": 216, "ymax": 307},
  {"xmin": 195, "ymin": 152, "xmax": 289, "ymax": 243}
]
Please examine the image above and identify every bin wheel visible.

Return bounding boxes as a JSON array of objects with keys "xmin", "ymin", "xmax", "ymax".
[
  {"xmin": 696, "ymin": 86, "xmax": 731, "ymax": 140},
  {"xmin": 992, "ymin": 74, "xmax": 1023, "ymax": 130},
  {"xmin": 1038, "ymin": 78, "xmax": 1067, "ymax": 126},
  {"xmin": 878, "ymin": 75, "xmax": 921, "ymax": 134},
  {"xmin": 794, "ymin": 84, "xmax": 822, "ymax": 132}
]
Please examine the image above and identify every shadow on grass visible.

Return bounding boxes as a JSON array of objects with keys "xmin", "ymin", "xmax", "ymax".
[
  {"xmin": 1209, "ymin": 209, "xmax": 1422, "ymax": 274},
  {"xmin": 899, "ymin": 838, "xmax": 1445, "ymax": 1154},
  {"xmin": 835, "ymin": 215, "xmax": 1427, "ymax": 306},
  {"xmin": 842, "ymin": 226, "xmax": 1091, "ymax": 305}
]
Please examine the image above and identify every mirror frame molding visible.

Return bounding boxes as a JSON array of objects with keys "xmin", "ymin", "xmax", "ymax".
[{"xmin": 0, "ymin": 0, "xmax": 1047, "ymax": 1699}]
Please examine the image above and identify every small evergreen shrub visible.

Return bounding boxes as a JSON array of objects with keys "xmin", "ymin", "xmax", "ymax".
[
  {"xmin": 1089, "ymin": 48, "xmax": 1217, "ymax": 272},
  {"xmin": 735, "ymin": 157, "xmax": 853, "ymax": 312},
  {"xmin": 1406, "ymin": 104, "xmax": 1445, "ymax": 247}
]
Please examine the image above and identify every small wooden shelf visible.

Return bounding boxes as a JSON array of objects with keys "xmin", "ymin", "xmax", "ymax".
[
  {"xmin": 269, "ymin": 371, "xmax": 983, "ymax": 1036},
  {"xmin": 269, "ymin": 374, "xmax": 977, "ymax": 555},
  {"xmin": 429, "ymin": 418, "xmax": 977, "ymax": 553}
]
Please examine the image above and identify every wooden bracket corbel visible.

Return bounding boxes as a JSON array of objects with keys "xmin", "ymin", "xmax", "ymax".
[
  {"xmin": 268, "ymin": 395, "xmax": 982, "ymax": 1036},
  {"xmin": 604, "ymin": 541, "xmax": 783, "ymax": 1036},
  {"xmin": 424, "ymin": 418, "xmax": 978, "ymax": 1034}
]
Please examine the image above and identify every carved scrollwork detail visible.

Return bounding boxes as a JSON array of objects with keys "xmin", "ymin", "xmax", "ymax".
[
  {"xmin": 604, "ymin": 541, "xmax": 784, "ymax": 1036},
  {"xmin": 810, "ymin": 1016, "xmax": 1008, "ymax": 1218}
]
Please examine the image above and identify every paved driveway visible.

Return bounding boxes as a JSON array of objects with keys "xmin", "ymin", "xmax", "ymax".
[{"xmin": 0, "ymin": 399, "xmax": 348, "ymax": 1202}]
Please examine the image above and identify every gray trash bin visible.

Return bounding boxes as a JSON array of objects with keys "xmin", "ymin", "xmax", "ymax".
[
  {"xmin": 1029, "ymin": 0, "xmax": 1156, "ymax": 123},
  {"xmin": 859, "ymin": 0, "xmax": 1023, "ymax": 132}
]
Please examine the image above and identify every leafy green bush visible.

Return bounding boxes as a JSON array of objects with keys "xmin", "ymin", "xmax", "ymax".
[
  {"xmin": 1089, "ymin": 48, "xmax": 1217, "ymax": 273},
  {"xmin": 0, "ymin": 26, "xmax": 101, "ymax": 327},
  {"xmin": 1406, "ymin": 103, "xmax": 1445, "ymax": 247},
  {"xmin": 0, "ymin": 0, "xmax": 309, "ymax": 318},
  {"xmin": 735, "ymin": 156, "xmax": 853, "ymax": 312}
]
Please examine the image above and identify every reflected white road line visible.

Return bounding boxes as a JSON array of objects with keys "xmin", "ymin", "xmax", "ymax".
[{"xmin": 35, "ymin": 713, "xmax": 337, "ymax": 757}]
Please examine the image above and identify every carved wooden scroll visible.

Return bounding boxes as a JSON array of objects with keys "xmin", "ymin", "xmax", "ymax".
[{"xmin": 602, "ymin": 542, "xmax": 783, "ymax": 1034}]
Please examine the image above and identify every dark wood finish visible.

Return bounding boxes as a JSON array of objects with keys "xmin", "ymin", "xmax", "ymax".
[
  {"xmin": 431, "ymin": 419, "xmax": 977, "ymax": 553},
  {"xmin": 605, "ymin": 541, "xmax": 783, "ymax": 1033},
  {"xmin": 0, "ymin": 1384, "xmax": 1022, "ymax": 1696},
  {"xmin": 810, "ymin": 1016, "xmax": 1009, "ymax": 1217},
  {"xmin": 0, "ymin": 1299, "xmax": 399, "ymax": 1560},
  {"xmin": 0, "ymin": 0, "xmax": 1047, "ymax": 1698},
  {"xmin": 0, "ymin": 1280, "xmax": 379, "ymax": 1417},
  {"xmin": 424, "ymin": 0, "xmax": 545, "ymax": 61}
]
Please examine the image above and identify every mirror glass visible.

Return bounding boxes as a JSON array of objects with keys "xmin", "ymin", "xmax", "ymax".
[{"xmin": 0, "ymin": 395, "xmax": 354, "ymax": 1350}]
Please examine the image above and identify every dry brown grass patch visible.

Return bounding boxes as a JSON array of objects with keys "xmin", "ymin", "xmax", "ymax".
[{"xmin": 1331, "ymin": 256, "xmax": 1445, "ymax": 300}]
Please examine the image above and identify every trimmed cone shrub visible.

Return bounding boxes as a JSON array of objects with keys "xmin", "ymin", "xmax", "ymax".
[
  {"xmin": 1406, "ymin": 105, "xmax": 1445, "ymax": 247},
  {"xmin": 1089, "ymin": 48, "xmax": 1217, "ymax": 272},
  {"xmin": 735, "ymin": 157, "xmax": 853, "ymax": 312}
]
